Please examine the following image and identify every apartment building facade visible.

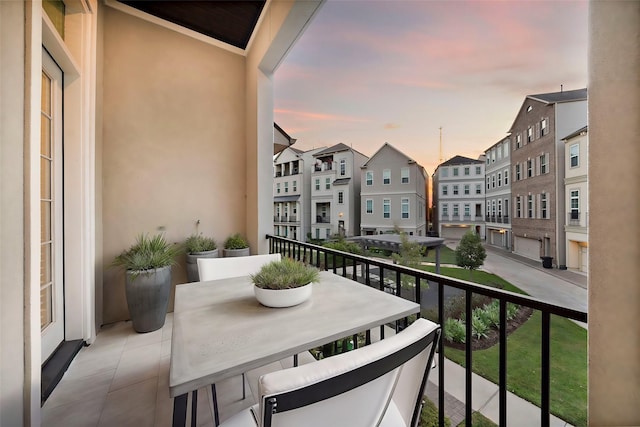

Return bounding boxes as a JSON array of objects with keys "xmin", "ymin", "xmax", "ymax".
[
  {"xmin": 310, "ymin": 143, "xmax": 369, "ymax": 239},
  {"xmin": 563, "ymin": 126, "xmax": 589, "ymax": 273},
  {"xmin": 509, "ymin": 88, "xmax": 587, "ymax": 267},
  {"xmin": 432, "ymin": 156, "xmax": 486, "ymax": 240},
  {"xmin": 273, "ymin": 146, "xmax": 326, "ymax": 241},
  {"xmin": 360, "ymin": 143, "xmax": 428, "ymax": 236},
  {"xmin": 484, "ymin": 137, "xmax": 512, "ymax": 249}
]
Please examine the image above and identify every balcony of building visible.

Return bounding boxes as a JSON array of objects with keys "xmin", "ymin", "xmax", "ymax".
[{"xmin": 42, "ymin": 236, "xmax": 588, "ymax": 427}]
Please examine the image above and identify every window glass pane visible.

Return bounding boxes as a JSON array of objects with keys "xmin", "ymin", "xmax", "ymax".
[
  {"xmin": 41, "ymin": 201, "xmax": 52, "ymax": 242},
  {"xmin": 40, "ymin": 285, "xmax": 52, "ymax": 330}
]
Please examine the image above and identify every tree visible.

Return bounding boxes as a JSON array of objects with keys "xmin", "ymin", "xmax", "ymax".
[
  {"xmin": 455, "ymin": 229, "xmax": 487, "ymax": 278},
  {"xmin": 392, "ymin": 232, "xmax": 423, "ymax": 268}
]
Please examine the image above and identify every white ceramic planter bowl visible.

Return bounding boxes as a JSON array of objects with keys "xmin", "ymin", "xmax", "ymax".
[{"xmin": 254, "ymin": 283, "xmax": 313, "ymax": 308}]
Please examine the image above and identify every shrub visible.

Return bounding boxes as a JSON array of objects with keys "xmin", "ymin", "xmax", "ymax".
[
  {"xmin": 224, "ymin": 233, "xmax": 249, "ymax": 250},
  {"xmin": 471, "ymin": 313, "xmax": 490, "ymax": 339},
  {"xmin": 184, "ymin": 233, "xmax": 216, "ymax": 254},
  {"xmin": 507, "ymin": 302, "xmax": 519, "ymax": 320},
  {"xmin": 444, "ymin": 318, "xmax": 466, "ymax": 343},
  {"xmin": 322, "ymin": 240, "xmax": 362, "ymax": 254},
  {"xmin": 483, "ymin": 300, "xmax": 501, "ymax": 329}
]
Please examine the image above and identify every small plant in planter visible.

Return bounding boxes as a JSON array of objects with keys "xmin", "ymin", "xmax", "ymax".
[
  {"xmin": 223, "ymin": 233, "xmax": 250, "ymax": 257},
  {"xmin": 112, "ymin": 234, "xmax": 182, "ymax": 333},
  {"xmin": 184, "ymin": 233, "xmax": 218, "ymax": 282},
  {"xmin": 251, "ymin": 258, "xmax": 319, "ymax": 308}
]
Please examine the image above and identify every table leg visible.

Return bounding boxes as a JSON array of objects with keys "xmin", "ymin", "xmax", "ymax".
[
  {"xmin": 172, "ymin": 393, "xmax": 187, "ymax": 427},
  {"xmin": 191, "ymin": 389, "xmax": 198, "ymax": 427},
  {"xmin": 211, "ymin": 384, "xmax": 220, "ymax": 426}
]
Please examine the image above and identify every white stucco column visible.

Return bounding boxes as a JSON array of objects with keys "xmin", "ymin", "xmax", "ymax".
[{"xmin": 588, "ymin": 1, "xmax": 640, "ymax": 424}]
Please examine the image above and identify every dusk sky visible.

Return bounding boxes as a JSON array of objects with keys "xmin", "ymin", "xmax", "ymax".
[{"xmin": 274, "ymin": 0, "xmax": 588, "ymax": 175}]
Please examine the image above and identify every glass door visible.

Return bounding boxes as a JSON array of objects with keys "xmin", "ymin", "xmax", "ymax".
[{"xmin": 41, "ymin": 49, "xmax": 64, "ymax": 363}]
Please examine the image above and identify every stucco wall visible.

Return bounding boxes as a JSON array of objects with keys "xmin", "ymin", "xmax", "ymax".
[
  {"xmin": 588, "ymin": 1, "xmax": 640, "ymax": 424},
  {"xmin": 101, "ymin": 8, "xmax": 247, "ymax": 324}
]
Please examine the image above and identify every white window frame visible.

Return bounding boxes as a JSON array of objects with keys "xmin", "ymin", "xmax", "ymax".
[
  {"xmin": 401, "ymin": 198, "xmax": 409, "ymax": 219},
  {"xmin": 284, "ymin": 182, "xmax": 289, "ymax": 193},
  {"xmin": 570, "ymin": 144, "xmax": 579, "ymax": 168},
  {"xmin": 315, "ymin": 179, "xmax": 320, "ymax": 191},
  {"xmin": 442, "ymin": 185, "xmax": 448, "ymax": 196},
  {"xmin": 464, "ymin": 184, "xmax": 470, "ymax": 195},
  {"xmin": 340, "ymin": 159, "xmax": 346, "ymax": 176},
  {"xmin": 401, "ymin": 167, "xmax": 410, "ymax": 184},
  {"xmin": 453, "ymin": 185, "xmax": 459, "ymax": 195},
  {"xmin": 504, "ymin": 169, "xmax": 509, "ymax": 185},
  {"xmin": 383, "ymin": 199, "xmax": 391, "ymax": 219},
  {"xmin": 475, "ymin": 184, "xmax": 482, "ymax": 195},
  {"xmin": 453, "ymin": 167, "xmax": 459, "ymax": 176},
  {"xmin": 366, "ymin": 171, "xmax": 373, "ymax": 186},
  {"xmin": 383, "ymin": 169, "xmax": 391, "ymax": 185},
  {"xmin": 442, "ymin": 204, "xmax": 448, "ymax": 217},
  {"xmin": 366, "ymin": 199, "xmax": 373, "ymax": 214},
  {"xmin": 528, "ymin": 194, "xmax": 534, "ymax": 218},
  {"xmin": 527, "ymin": 159, "xmax": 533, "ymax": 178},
  {"xmin": 541, "ymin": 193, "xmax": 548, "ymax": 219},
  {"xmin": 497, "ymin": 172, "xmax": 502, "ymax": 187},
  {"xmin": 276, "ymin": 183, "xmax": 281, "ymax": 194},
  {"xmin": 293, "ymin": 180, "xmax": 297, "ymax": 192},
  {"xmin": 464, "ymin": 167, "xmax": 470, "ymax": 176},
  {"xmin": 540, "ymin": 154, "xmax": 548, "ymax": 174},
  {"xmin": 475, "ymin": 166, "xmax": 481, "ymax": 175},
  {"xmin": 325, "ymin": 177, "xmax": 331, "ymax": 190},
  {"xmin": 453, "ymin": 204, "xmax": 459, "ymax": 217},
  {"xmin": 338, "ymin": 191, "xmax": 344, "ymax": 204}
]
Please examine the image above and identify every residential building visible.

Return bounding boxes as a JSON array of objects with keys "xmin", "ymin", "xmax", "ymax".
[
  {"xmin": 360, "ymin": 142, "xmax": 428, "ymax": 236},
  {"xmin": 509, "ymin": 88, "xmax": 587, "ymax": 267},
  {"xmin": 432, "ymin": 155, "xmax": 486, "ymax": 239},
  {"xmin": 274, "ymin": 122, "xmax": 297, "ymax": 155},
  {"xmin": 484, "ymin": 137, "xmax": 512, "ymax": 249},
  {"xmin": 310, "ymin": 143, "xmax": 369, "ymax": 239},
  {"xmin": 273, "ymin": 145, "xmax": 326, "ymax": 241},
  {"xmin": 1, "ymin": 1, "xmax": 639, "ymax": 425},
  {"xmin": 563, "ymin": 126, "xmax": 589, "ymax": 273}
]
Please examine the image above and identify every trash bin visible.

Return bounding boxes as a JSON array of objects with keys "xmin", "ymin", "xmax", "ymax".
[{"xmin": 541, "ymin": 256, "xmax": 553, "ymax": 269}]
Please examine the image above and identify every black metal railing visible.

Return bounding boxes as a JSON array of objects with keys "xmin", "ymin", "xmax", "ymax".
[{"xmin": 266, "ymin": 235, "xmax": 587, "ymax": 427}]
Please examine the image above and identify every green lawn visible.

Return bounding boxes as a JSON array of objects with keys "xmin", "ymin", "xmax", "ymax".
[
  {"xmin": 419, "ymin": 265, "xmax": 588, "ymax": 427},
  {"xmin": 424, "ymin": 245, "xmax": 458, "ymax": 265}
]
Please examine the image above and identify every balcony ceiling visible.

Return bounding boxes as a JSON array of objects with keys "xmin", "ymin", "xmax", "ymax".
[{"xmin": 118, "ymin": 1, "xmax": 266, "ymax": 50}]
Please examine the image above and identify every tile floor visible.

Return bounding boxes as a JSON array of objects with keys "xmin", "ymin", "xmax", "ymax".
[{"xmin": 41, "ymin": 314, "xmax": 309, "ymax": 427}]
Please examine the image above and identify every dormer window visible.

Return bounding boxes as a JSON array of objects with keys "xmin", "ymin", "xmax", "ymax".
[{"xmin": 527, "ymin": 105, "xmax": 533, "ymax": 113}]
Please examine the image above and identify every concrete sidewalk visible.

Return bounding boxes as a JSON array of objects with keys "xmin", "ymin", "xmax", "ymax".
[{"xmin": 428, "ymin": 357, "xmax": 574, "ymax": 427}]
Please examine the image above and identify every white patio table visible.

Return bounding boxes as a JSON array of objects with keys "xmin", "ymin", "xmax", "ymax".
[{"xmin": 169, "ymin": 270, "xmax": 420, "ymax": 426}]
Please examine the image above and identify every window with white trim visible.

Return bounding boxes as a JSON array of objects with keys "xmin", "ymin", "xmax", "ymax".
[
  {"xmin": 527, "ymin": 127, "xmax": 533, "ymax": 143},
  {"xmin": 383, "ymin": 199, "xmax": 390, "ymax": 218},
  {"xmin": 492, "ymin": 175, "xmax": 496, "ymax": 188},
  {"xmin": 340, "ymin": 159, "xmax": 346, "ymax": 176},
  {"xmin": 401, "ymin": 167, "xmax": 409, "ymax": 184},
  {"xmin": 293, "ymin": 180, "xmax": 297, "ymax": 192},
  {"xmin": 284, "ymin": 182, "xmax": 289, "ymax": 193},
  {"xmin": 498, "ymin": 199, "xmax": 502, "ymax": 217},
  {"xmin": 338, "ymin": 191, "xmax": 344, "ymax": 204},
  {"xmin": 464, "ymin": 204, "xmax": 470, "ymax": 218},
  {"xmin": 442, "ymin": 204, "xmax": 448, "ymax": 217},
  {"xmin": 504, "ymin": 169, "xmax": 509, "ymax": 185},
  {"xmin": 401, "ymin": 198, "xmax": 409, "ymax": 219},
  {"xmin": 383, "ymin": 169, "xmax": 391, "ymax": 185},
  {"xmin": 516, "ymin": 197, "xmax": 522, "ymax": 218},
  {"xmin": 453, "ymin": 185, "xmax": 459, "ymax": 195},
  {"xmin": 325, "ymin": 177, "xmax": 331, "ymax": 190},
  {"xmin": 441, "ymin": 167, "xmax": 448, "ymax": 177},
  {"xmin": 570, "ymin": 144, "xmax": 579, "ymax": 168},
  {"xmin": 366, "ymin": 199, "xmax": 373, "ymax": 214},
  {"xmin": 453, "ymin": 204, "xmax": 459, "ymax": 217},
  {"xmin": 528, "ymin": 195, "xmax": 534, "ymax": 218},
  {"xmin": 464, "ymin": 184, "xmax": 470, "ymax": 195},
  {"xmin": 516, "ymin": 164, "xmax": 521, "ymax": 181},
  {"xmin": 527, "ymin": 159, "xmax": 533, "ymax": 178},
  {"xmin": 475, "ymin": 166, "xmax": 481, "ymax": 175},
  {"xmin": 442, "ymin": 185, "xmax": 448, "ymax": 196},
  {"xmin": 476, "ymin": 184, "xmax": 482, "ymax": 195},
  {"xmin": 464, "ymin": 167, "xmax": 470, "ymax": 176},
  {"xmin": 366, "ymin": 171, "xmax": 373, "ymax": 186},
  {"xmin": 315, "ymin": 179, "xmax": 320, "ymax": 191},
  {"xmin": 541, "ymin": 118, "xmax": 548, "ymax": 136},
  {"xmin": 570, "ymin": 190, "xmax": 579, "ymax": 219},
  {"xmin": 541, "ymin": 193, "xmax": 548, "ymax": 219},
  {"xmin": 277, "ymin": 183, "xmax": 281, "ymax": 194},
  {"xmin": 540, "ymin": 154, "xmax": 548, "ymax": 174},
  {"xmin": 453, "ymin": 167, "xmax": 459, "ymax": 176},
  {"xmin": 497, "ymin": 172, "xmax": 502, "ymax": 187},
  {"xmin": 516, "ymin": 134, "xmax": 522, "ymax": 149}
]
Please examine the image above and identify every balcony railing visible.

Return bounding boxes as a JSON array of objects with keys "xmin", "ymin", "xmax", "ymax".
[
  {"xmin": 567, "ymin": 212, "xmax": 585, "ymax": 227},
  {"xmin": 315, "ymin": 216, "xmax": 331, "ymax": 224},
  {"xmin": 288, "ymin": 216, "xmax": 298, "ymax": 223},
  {"xmin": 266, "ymin": 235, "xmax": 587, "ymax": 427}
]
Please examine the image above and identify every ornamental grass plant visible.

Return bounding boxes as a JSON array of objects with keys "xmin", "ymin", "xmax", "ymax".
[
  {"xmin": 251, "ymin": 257, "xmax": 319, "ymax": 290},
  {"xmin": 112, "ymin": 233, "xmax": 181, "ymax": 273},
  {"xmin": 185, "ymin": 233, "xmax": 217, "ymax": 254}
]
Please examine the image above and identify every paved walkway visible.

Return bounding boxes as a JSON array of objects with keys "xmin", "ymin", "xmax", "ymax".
[{"xmin": 429, "ymin": 242, "xmax": 587, "ymax": 426}]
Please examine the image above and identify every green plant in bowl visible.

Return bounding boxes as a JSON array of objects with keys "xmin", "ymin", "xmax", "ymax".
[
  {"xmin": 251, "ymin": 257, "xmax": 319, "ymax": 290},
  {"xmin": 185, "ymin": 233, "xmax": 217, "ymax": 254}
]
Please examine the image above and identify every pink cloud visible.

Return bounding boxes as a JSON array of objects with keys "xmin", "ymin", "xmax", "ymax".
[
  {"xmin": 384, "ymin": 123, "xmax": 401, "ymax": 130},
  {"xmin": 274, "ymin": 108, "xmax": 371, "ymax": 123}
]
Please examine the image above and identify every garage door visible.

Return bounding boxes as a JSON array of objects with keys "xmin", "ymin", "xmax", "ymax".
[
  {"xmin": 514, "ymin": 236, "xmax": 540, "ymax": 260},
  {"xmin": 489, "ymin": 230, "xmax": 503, "ymax": 246},
  {"xmin": 441, "ymin": 226, "xmax": 469, "ymax": 240}
]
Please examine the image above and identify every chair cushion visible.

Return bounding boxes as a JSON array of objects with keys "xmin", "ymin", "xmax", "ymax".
[{"xmin": 218, "ymin": 404, "xmax": 259, "ymax": 427}]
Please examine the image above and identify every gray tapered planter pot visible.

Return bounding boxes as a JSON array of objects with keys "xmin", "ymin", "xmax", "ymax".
[
  {"xmin": 125, "ymin": 266, "xmax": 171, "ymax": 333},
  {"xmin": 223, "ymin": 247, "xmax": 250, "ymax": 257},
  {"xmin": 185, "ymin": 249, "xmax": 219, "ymax": 282}
]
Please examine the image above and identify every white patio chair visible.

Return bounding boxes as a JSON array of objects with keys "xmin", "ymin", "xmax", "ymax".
[
  {"xmin": 197, "ymin": 253, "xmax": 282, "ymax": 282},
  {"xmin": 197, "ymin": 253, "xmax": 281, "ymax": 425},
  {"xmin": 219, "ymin": 318, "xmax": 441, "ymax": 427}
]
